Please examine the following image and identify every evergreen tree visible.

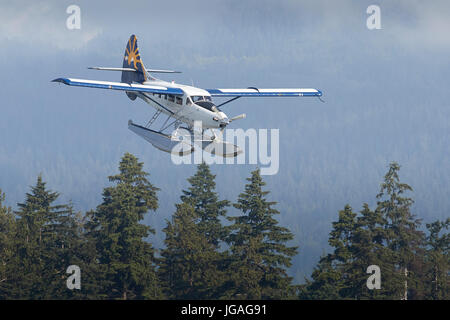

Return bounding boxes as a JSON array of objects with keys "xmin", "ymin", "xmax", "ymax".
[
  {"xmin": 0, "ymin": 189, "xmax": 15, "ymax": 298},
  {"xmin": 159, "ymin": 202, "xmax": 222, "ymax": 299},
  {"xmin": 327, "ymin": 205, "xmax": 358, "ymax": 298},
  {"xmin": 160, "ymin": 163, "xmax": 229, "ymax": 299},
  {"xmin": 67, "ymin": 212, "xmax": 106, "ymax": 299},
  {"xmin": 180, "ymin": 162, "xmax": 229, "ymax": 247},
  {"xmin": 298, "ymin": 253, "xmax": 343, "ymax": 300},
  {"xmin": 348, "ymin": 204, "xmax": 392, "ymax": 299},
  {"xmin": 226, "ymin": 169, "xmax": 297, "ymax": 299},
  {"xmin": 3, "ymin": 175, "xmax": 83, "ymax": 299},
  {"xmin": 86, "ymin": 152, "xmax": 162, "ymax": 299},
  {"xmin": 375, "ymin": 162, "xmax": 425, "ymax": 299},
  {"xmin": 303, "ymin": 163, "xmax": 427, "ymax": 300},
  {"xmin": 423, "ymin": 219, "xmax": 449, "ymax": 299},
  {"xmin": 299, "ymin": 205, "xmax": 361, "ymax": 299}
]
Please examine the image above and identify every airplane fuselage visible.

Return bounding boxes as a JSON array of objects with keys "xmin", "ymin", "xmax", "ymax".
[{"xmin": 138, "ymin": 80, "xmax": 229, "ymax": 130}]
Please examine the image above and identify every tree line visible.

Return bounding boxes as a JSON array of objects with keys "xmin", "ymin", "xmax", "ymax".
[{"xmin": 0, "ymin": 153, "xmax": 448, "ymax": 299}]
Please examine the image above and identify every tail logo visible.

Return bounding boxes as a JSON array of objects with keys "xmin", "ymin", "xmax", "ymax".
[
  {"xmin": 125, "ymin": 36, "xmax": 144, "ymax": 72},
  {"xmin": 121, "ymin": 35, "xmax": 149, "ymax": 84}
]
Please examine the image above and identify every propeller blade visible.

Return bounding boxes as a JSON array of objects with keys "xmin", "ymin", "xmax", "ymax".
[{"xmin": 230, "ymin": 113, "xmax": 246, "ymax": 122}]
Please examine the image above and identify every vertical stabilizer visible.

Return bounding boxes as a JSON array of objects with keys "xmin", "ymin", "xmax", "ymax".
[{"xmin": 121, "ymin": 35, "xmax": 151, "ymax": 100}]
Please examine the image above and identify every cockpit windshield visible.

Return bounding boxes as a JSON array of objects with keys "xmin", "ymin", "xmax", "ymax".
[
  {"xmin": 190, "ymin": 96, "xmax": 217, "ymax": 111},
  {"xmin": 191, "ymin": 96, "xmax": 212, "ymax": 102}
]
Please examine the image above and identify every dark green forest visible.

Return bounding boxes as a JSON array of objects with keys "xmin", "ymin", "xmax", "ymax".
[{"xmin": 0, "ymin": 153, "xmax": 448, "ymax": 300}]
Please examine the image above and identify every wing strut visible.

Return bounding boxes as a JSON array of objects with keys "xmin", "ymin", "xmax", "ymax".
[
  {"xmin": 145, "ymin": 110, "xmax": 162, "ymax": 128},
  {"xmin": 216, "ymin": 96, "xmax": 241, "ymax": 108}
]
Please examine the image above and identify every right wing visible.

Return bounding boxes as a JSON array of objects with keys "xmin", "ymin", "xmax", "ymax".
[
  {"xmin": 52, "ymin": 78, "xmax": 184, "ymax": 95},
  {"xmin": 206, "ymin": 88, "xmax": 322, "ymax": 97}
]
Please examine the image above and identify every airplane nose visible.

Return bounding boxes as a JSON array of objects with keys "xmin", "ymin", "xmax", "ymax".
[{"xmin": 219, "ymin": 118, "xmax": 229, "ymax": 128}]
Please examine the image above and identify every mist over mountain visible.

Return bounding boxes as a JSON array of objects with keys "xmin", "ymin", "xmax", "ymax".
[{"xmin": 1, "ymin": 0, "xmax": 449, "ymax": 283}]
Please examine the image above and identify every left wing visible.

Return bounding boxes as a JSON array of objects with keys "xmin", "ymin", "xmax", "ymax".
[
  {"xmin": 52, "ymin": 78, "xmax": 184, "ymax": 95},
  {"xmin": 205, "ymin": 88, "xmax": 322, "ymax": 97}
]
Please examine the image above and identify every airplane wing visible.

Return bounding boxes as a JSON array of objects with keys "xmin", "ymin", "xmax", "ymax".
[
  {"xmin": 52, "ymin": 78, "xmax": 184, "ymax": 95},
  {"xmin": 205, "ymin": 88, "xmax": 322, "ymax": 97}
]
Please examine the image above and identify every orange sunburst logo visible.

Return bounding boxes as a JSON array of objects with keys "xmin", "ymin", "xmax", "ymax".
[{"xmin": 126, "ymin": 36, "xmax": 142, "ymax": 70}]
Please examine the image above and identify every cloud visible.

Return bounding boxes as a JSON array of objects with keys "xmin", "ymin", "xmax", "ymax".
[
  {"xmin": 0, "ymin": 1, "xmax": 102, "ymax": 50},
  {"xmin": 1, "ymin": 0, "xmax": 449, "ymax": 57},
  {"xmin": 388, "ymin": 1, "xmax": 450, "ymax": 49}
]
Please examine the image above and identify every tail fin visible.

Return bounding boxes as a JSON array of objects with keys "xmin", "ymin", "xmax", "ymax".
[{"xmin": 121, "ymin": 35, "xmax": 151, "ymax": 85}]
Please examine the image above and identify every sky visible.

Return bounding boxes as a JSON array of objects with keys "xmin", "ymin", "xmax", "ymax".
[{"xmin": 0, "ymin": 0, "xmax": 449, "ymax": 282}]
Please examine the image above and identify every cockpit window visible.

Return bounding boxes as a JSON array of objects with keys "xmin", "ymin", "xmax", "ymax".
[
  {"xmin": 191, "ymin": 96, "xmax": 212, "ymax": 102},
  {"xmin": 196, "ymin": 101, "xmax": 218, "ymax": 111},
  {"xmin": 189, "ymin": 96, "xmax": 217, "ymax": 111}
]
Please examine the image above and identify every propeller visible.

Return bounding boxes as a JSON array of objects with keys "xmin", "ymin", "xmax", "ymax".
[
  {"xmin": 229, "ymin": 113, "xmax": 246, "ymax": 122},
  {"xmin": 218, "ymin": 113, "xmax": 247, "ymax": 134}
]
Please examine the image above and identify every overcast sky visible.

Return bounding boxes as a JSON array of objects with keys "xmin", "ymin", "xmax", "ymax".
[
  {"xmin": 1, "ymin": 0, "xmax": 449, "ymax": 281},
  {"xmin": 2, "ymin": 1, "xmax": 450, "ymax": 53}
]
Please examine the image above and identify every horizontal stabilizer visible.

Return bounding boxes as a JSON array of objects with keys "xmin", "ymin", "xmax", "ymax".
[
  {"xmin": 147, "ymin": 69, "xmax": 181, "ymax": 74},
  {"xmin": 89, "ymin": 67, "xmax": 181, "ymax": 73}
]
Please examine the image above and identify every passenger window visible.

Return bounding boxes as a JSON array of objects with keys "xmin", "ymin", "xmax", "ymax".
[
  {"xmin": 168, "ymin": 95, "xmax": 175, "ymax": 102},
  {"xmin": 176, "ymin": 97, "xmax": 182, "ymax": 105}
]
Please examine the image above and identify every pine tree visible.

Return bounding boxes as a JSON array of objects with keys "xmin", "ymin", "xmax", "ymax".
[
  {"xmin": 303, "ymin": 163, "xmax": 426, "ymax": 300},
  {"xmin": 180, "ymin": 162, "xmax": 229, "ymax": 247},
  {"xmin": 298, "ymin": 253, "xmax": 343, "ymax": 300},
  {"xmin": 375, "ymin": 162, "xmax": 425, "ymax": 299},
  {"xmin": 86, "ymin": 152, "xmax": 162, "ymax": 299},
  {"xmin": 67, "ymin": 212, "xmax": 105, "ymax": 299},
  {"xmin": 300, "ymin": 205, "xmax": 362, "ymax": 299},
  {"xmin": 160, "ymin": 163, "xmax": 229, "ymax": 299},
  {"xmin": 0, "ymin": 189, "xmax": 15, "ymax": 298},
  {"xmin": 348, "ymin": 204, "xmax": 392, "ymax": 299},
  {"xmin": 423, "ymin": 219, "xmax": 449, "ymax": 299},
  {"xmin": 226, "ymin": 169, "xmax": 297, "ymax": 299},
  {"xmin": 328, "ymin": 205, "xmax": 358, "ymax": 298},
  {"xmin": 5, "ymin": 175, "xmax": 82, "ymax": 299},
  {"xmin": 159, "ymin": 202, "xmax": 223, "ymax": 299}
]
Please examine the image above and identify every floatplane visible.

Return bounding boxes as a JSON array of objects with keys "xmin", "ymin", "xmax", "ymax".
[{"xmin": 53, "ymin": 35, "xmax": 322, "ymax": 157}]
